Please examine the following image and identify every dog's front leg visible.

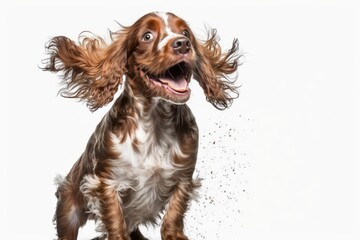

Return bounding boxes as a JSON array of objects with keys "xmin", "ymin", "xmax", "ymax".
[
  {"xmin": 98, "ymin": 181, "xmax": 129, "ymax": 240},
  {"xmin": 161, "ymin": 182, "xmax": 193, "ymax": 240}
]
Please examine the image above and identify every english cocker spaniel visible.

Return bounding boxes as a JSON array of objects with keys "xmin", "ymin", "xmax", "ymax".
[{"xmin": 43, "ymin": 12, "xmax": 240, "ymax": 240}]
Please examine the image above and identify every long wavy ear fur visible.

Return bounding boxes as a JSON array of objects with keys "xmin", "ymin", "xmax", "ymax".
[
  {"xmin": 42, "ymin": 30, "xmax": 128, "ymax": 111},
  {"xmin": 193, "ymin": 28, "xmax": 241, "ymax": 110}
]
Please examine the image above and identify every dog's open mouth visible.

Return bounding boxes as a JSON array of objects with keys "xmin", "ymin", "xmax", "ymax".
[{"xmin": 142, "ymin": 62, "xmax": 192, "ymax": 95}]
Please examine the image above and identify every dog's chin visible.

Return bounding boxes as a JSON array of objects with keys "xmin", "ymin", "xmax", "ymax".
[{"xmin": 140, "ymin": 61, "xmax": 192, "ymax": 104}]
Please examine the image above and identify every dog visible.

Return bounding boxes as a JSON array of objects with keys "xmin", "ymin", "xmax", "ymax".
[{"xmin": 43, "ymin": 12, "xmax": 240, "ymax": 240}]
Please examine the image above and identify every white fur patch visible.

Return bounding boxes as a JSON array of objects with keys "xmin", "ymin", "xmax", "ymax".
[
  {"xmin": 156, "ymin": 12, "xmax": 184, "ymax": 51},
  {"xmin": 54, "ymin": 174, "xmax": 65, "ymax": 187},
  {"xmin": 106, "ymin": 103, "xmax": 189, "ymax": 232},
  {"xmin": 80, "ymin": 174, "xmax": 104, "ymax": 231}
]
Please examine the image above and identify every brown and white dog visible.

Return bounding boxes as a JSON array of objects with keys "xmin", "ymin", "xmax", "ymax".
[{"xmin": 43, "ymin": 12, "xmax": 240, "ymax": 240}]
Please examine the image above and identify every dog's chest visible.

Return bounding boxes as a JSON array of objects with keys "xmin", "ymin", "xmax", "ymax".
[{"xmin": 108, "ymin": 121, "xmax": 183, "ymax": 228}]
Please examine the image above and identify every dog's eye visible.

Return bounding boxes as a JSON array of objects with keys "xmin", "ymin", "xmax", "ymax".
[
  {"xmin": 182, "ymin": 30, "xmax": 190, "ymax": 37},
  {"xmin": 142, "ymin": 32, "xmax": 154, "ymax": 42}
]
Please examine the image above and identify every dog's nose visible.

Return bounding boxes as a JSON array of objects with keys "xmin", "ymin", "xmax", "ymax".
[{"xmin": 171, "ymin": 37, "xmax": 191, "ymax": 54}]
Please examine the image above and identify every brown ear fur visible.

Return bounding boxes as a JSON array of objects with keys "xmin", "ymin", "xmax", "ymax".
[
  {"xmin": 193, "ymin": 29, "xmax": 241, "ymax": 110},
  {"xmin": 43, "ymin": 31, "xmax": 128, "ymax": 111}
]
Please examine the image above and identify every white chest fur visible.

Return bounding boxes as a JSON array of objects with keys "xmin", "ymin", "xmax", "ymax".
[{"xmin": 105, "ymin": 116, "xmax": 187, "ymax": 232}]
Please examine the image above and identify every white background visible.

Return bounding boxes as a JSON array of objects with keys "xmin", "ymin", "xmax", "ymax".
[{"xmin": 2, "ymin": 0, "xmax": 359, "ymax": 239}]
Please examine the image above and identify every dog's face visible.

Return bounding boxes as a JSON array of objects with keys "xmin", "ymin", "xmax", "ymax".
[
  {"xmin": 125, "ymin": 12, "xmax": 196, "ymax": 104},
  {"xmin": 44, "ymin": 12, "xmax": 239, "ymax": 111}
]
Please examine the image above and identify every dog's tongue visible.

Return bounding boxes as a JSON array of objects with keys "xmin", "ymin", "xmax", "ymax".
[{"xmin": 158, "ymin": 77, "xmax": 188, "ymax": 92}]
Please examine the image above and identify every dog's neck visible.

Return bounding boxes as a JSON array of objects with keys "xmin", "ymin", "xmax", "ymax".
[
  {"xmin": 109, "ymin": 82, "xmax": 170, "ymax": 123},
  {"xmin": 108, "ymin": 81, "xmax": 192, "ymax": 138}
]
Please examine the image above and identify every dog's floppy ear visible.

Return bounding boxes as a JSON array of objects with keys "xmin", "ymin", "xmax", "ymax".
[
  {"xmin": 43, "ymin": 30, "xmax": 129, "ymax": 111},
  {"xmin": 193, "ymin": 29, "xmax": 241, "ymax": 110}
]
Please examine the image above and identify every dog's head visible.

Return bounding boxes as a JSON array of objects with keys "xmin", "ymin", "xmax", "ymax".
[
  {"xmin": 125, "ymin": 12, "xmax": 196, "ymax": 105},
  {"xmin": 44, "ymin": 12, "xmax": 241, "ymax": 111}
]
